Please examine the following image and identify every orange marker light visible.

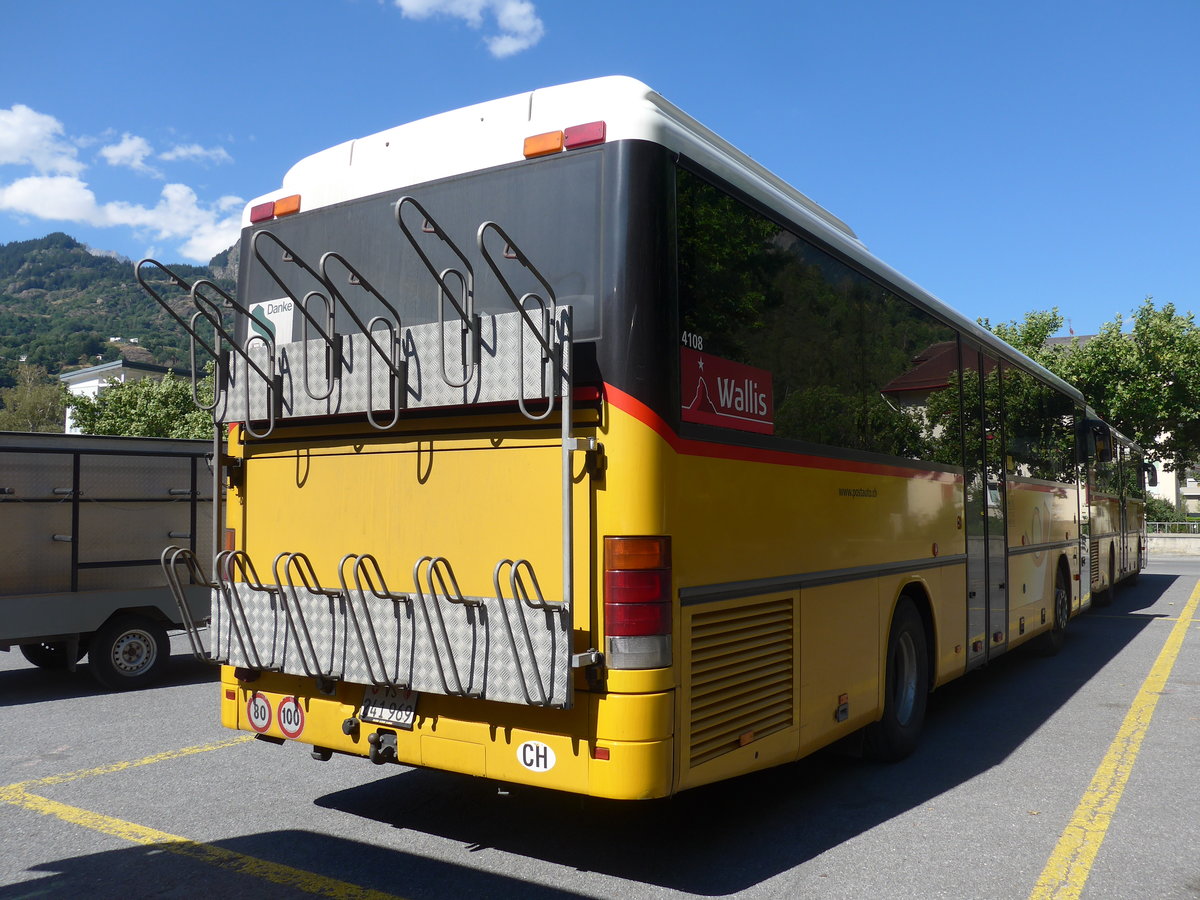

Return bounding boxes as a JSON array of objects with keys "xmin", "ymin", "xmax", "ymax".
[
  {"xmin": 523, "ymin": 130, "xmax": 564, "ymax": 158},
  {"xmin": 605, "ymin": 536, "xmax": 671, "ymax": 571},
  {"xmin": 274, "ymin": 194, "xmax": 302, "ymax": 217}
]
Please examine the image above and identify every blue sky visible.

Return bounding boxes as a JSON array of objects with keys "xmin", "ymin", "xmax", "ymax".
[{"xmin": 1, "ymin": 0, "xmax": 1195, "ymax": 336}]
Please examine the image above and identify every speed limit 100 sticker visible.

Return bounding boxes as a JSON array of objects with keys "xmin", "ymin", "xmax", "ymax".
[
  {"xmin": 246, "ymin": 692, "xmax": 272, "ymax": 733},
  {"xmin": 277, "ymin": 696, "xmax": 305, "ymax": 739}
]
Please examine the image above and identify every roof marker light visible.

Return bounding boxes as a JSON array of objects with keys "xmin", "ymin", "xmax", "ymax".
[
  {"xmin": 250, "ymin": 201, "xmax": 275, "ymax": 223},
  {"xmin": 564, "ymin": 121, "xmax": 606, "ymax": 149},
  {"xmin": 523, "ymin": 130, "xmax": 564, "ymax": 158},
  {"xmin": 274, "ymin": 194, "xmax": 302, "ymax": 217}
]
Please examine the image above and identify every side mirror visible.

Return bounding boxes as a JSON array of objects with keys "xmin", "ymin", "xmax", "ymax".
[{"xmin": 1144, "ymin": 462, "xmax": 1158, "ymax": 488}]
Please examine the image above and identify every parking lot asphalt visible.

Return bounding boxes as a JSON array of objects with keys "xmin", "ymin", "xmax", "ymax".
[{"xmin": 1, "ymin": 559, "xmax": 1197, "ymax": 899}]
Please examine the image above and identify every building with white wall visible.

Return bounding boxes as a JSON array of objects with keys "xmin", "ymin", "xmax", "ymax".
[{"xmin": 58, "ymin": 360, "xmax": 180, "ymax": 434}]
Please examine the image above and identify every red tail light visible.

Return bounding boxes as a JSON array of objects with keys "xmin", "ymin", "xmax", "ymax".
[
  {"xmin": 564, "ymin": 121, "xmax": 606, "ymax": 149},
  {"xmin": 604, "ymin": 571, "xmax": 670, "ymax": 634},
  {"xmin": 604, "ymin": 536, "xmax": 672, "ymax": 669}
]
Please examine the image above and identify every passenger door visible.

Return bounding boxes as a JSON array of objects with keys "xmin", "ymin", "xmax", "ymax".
[{"xmin": 964, "ymin": 349, "xmax": 1009, "ymax": 669}]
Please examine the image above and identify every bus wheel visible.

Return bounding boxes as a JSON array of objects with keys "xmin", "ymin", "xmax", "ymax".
[
  {"xmin": 1038, "ymin": 565, "xmax": 1071, "ymax": 656},
  {"xmin": 865, "ymin": 598, "xmax": 929, "ymax": 761},
  {"xmin": 89, "ymin": 615, "xmax": 169, "ymax": 691},
  {"xmin": 20, "ymin": 639, "xmax": 88, "ymax": 670}
]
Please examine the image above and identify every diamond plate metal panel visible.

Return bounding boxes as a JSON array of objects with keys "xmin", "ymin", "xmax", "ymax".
[
  {"xmin": 211, "ymin": 567, "xmax": 571, "ymax": 708},
  {"xmin": 221, "ymin": 308, "xmax": 570, "ymax": 425}
]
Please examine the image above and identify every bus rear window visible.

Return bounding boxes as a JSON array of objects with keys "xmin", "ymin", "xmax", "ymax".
[{"xmin": 240, "ymin": 151, "xmax": 603, "ymax": 344}]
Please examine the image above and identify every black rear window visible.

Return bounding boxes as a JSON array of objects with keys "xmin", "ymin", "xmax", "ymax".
[{"xmin": 239, "ymin": 150, "xmax": 603, "ymax": 344}]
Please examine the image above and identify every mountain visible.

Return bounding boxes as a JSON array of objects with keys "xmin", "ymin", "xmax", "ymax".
[{"xmin": 0, "ymin": 233, "xmax": 237, "ymax": 382}]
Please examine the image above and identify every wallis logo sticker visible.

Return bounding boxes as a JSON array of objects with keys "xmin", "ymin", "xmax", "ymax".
[{"xmin": 681, "ymin": 347, "xmax": 774, "ymax": 434}]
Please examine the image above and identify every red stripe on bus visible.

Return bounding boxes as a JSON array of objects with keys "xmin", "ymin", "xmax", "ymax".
[{"xmin": 603, "ymin": 383, "xmax": 963, "ymax": 484}]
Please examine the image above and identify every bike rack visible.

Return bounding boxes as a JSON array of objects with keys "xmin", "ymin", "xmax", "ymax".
[
  {"xmin": 214, "ymin": 549, "xmax": 279, "ymax": 671},
  {"xmin": 477, "ymin": 221, "xmax": 561, "ymax": 422},
  {"xmin": 396, "ymin": 196, "xmax": 481, "ymax": 390},
  {"xmin": 273, "ymin": 551, "xmax": 342, "ymax": 690},
  {"xmin": 251, "ymin": 231, "xmax": 344, "ymax": 403},
  {"xmin": 191, "ymin": 279, "xmax": 284, "ymax": 439},
  {"xmin": 337, "ymin": 553, "xmax": 412, "ymax": 689},
  {"xmin": 134, "ymin": 260, "xmax": 283, "ymax": 438},
  {"xmin": 319, "ymin": 251, "xmax": 408, "ymax": 429},
  {"xmin": 412, "ymin": 556, "xmax": 482, "ymax": 698},
  {"xmin": 135, "ymin": 260, "xmax": 228, "ymax": 415},
  {"xmin": 492, "ymin": 558, "xmax": 564, "ymax": 707},
  {"xmin": 162, "ymin": 546, "xmax": 218, "ymax": 665},
  {"xmin": 143, "ymin": 203, "xmax": 591, "ymax": 709}
]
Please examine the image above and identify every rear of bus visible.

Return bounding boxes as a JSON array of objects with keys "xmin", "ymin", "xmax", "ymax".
[{"xmin": 200, "ymin": 80, "xmax": 680, "ymax": 800}]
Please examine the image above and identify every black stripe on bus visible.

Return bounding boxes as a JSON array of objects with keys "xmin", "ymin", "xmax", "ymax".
[
  {"xmin": 1008, "ymin": 539, "xmax": 1077, "ymax": 558},
  {"xmin": 678, "ymin": 554, "xmax": 968, "ymax": 606}
]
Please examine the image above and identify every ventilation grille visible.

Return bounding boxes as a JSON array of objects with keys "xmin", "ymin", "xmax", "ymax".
[
  {"xmin": 1090, "ymin": 539, "xmax": 1100, "ymax": 586},
  {"xmin": 688, "ymin": 596, "xmax": 794, "ymax": 768}
]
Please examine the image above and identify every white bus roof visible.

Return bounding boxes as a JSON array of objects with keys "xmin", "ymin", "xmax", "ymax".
[
  {"xmin": 246, "ymin": 75, "xmax": 1081, "ymax": 403},
  {"xmin": 249, "ymin": 76, "xmax": 856, "ymax": 239}
]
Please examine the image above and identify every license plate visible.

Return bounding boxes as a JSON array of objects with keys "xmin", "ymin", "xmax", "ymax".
[{"xmin": 360, "ymin": 686, "xmax": 418, "ymax": 730}]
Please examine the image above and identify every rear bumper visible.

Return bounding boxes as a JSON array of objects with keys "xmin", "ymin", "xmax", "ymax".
[{"xmin": 221, "ymin": 667, "xmax": 675, "ymax": 800}]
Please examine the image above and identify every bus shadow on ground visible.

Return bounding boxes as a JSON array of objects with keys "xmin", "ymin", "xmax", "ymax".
[
  {"xmin": 0, "ymin": 649, "xmax": 216, "ymax": 707},
  {"xmin": 315, "ymin": 573, "xmax": 1179, "ymax": 896},
  {"xmin": 0, "ymin": 831, "xmax": 592, "ymax": 900}
]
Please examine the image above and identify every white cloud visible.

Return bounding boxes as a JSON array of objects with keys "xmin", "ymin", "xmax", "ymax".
[
  {"xmin": 0, "ymin": 174, "xmax": 242, "ymax": 262},
  {"xmin": 0, "ymin": 105, "xmax": 83, "ymax": 175},
  {"xmin": 0, "ymin": 104, "xmax": 244, "ymax": 261},
  {"xmin": 100, "ymin": 133, "xmax": 161, "ymax": 176},
  {"xmin": 392, "ymin": 0, "xmax": 544, "ymax": 57},
  {"xmin": 160, "ymin": 143, "xmax": 233, "ymax": 165}
]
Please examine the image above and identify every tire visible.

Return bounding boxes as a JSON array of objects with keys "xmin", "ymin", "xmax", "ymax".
[
  {"xmin": 89, "ymin": 615, "xmax": 170, "ymax": 691},
  {"xmin": 864, "ymin": 598, "xmax": 930, "ymax": 761},
  {"xmin": 20, "ymin": 639, "xmax": 89, "ymax": 670},
  {"xmin": 1037, "ymin": 563, "xmax": 1071, "ymax": 656}
]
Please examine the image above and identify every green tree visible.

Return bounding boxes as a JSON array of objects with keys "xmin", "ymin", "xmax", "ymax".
[
  {"xmin": 984, "ymin": 299, "xmax": 1200, "ymax": 474},
  {"xmin": 0, "ymin": 364, "xmax": 67, "ymax": 432},
  {"xmin": 1145, "ymin": 495, "xmax": 1186, "ymax": 523},
  {"xmin": 68, "ymin": 372, "xmax": 214, "ymax": 439}
]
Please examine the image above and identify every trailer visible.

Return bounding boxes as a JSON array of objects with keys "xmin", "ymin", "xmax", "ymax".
[{"xmin": 0, "ymin": 431, "xmax": 213, "ymax": 689}]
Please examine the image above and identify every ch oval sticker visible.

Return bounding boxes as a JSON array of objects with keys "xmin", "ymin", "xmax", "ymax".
[{"xmin": 517, "ymin": 740, "xmax": 556, "ymax": 773}]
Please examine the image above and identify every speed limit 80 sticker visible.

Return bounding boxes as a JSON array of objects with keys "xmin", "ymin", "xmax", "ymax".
[{"xmin": 246, "ymin": 692, "xmax": 272, "ymax": 733}]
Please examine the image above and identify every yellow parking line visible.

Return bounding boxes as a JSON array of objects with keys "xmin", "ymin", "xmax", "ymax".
[
  {"xmin": 1, "ymin": 735, "xmax": 404, "ymax": 900},
  {"xmin": 0, "ymin": 786, "xmax": 401, "ymax": 900},
  {"xmin": 4, "ymin": 735, "xmax": 255, "ymax": 791},
  {"xmin": 1029, "ymin": 578, "xmax": 1200, "ymax": 899}
]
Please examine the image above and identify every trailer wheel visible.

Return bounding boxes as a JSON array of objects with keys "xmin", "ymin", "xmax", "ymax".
[
  {"xmin": 20, "ymin": 639, "xmax": 89, "ymax": 670},
  {"xmin": 89, "ymin": 615, "xmax": 169, "ymax": 690}
]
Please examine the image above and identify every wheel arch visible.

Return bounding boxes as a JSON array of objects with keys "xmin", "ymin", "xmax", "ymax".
[{"xmin": 97, "ymin": 605, "xmax": 176, "ymax": 632}]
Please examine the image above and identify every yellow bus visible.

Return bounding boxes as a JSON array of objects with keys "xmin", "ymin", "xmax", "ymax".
[
  {"xmin": 1085, "ymin": 420, "xmax": 1148, "ymax": 605},
  {"xmin": 148, "ymin": 76, "xmax": 1139, "ymax": 800}
]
